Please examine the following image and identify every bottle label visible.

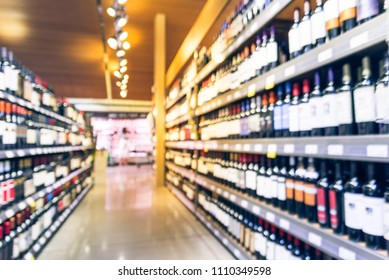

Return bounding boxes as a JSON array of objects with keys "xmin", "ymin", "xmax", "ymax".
[
  {"xmin": 264, "ymin": 177, "xmax": 272, "ymax": 199},
  {"xmin": 24, "ymin": 179, "xmax": 35, "ymax": 197},
  {"xmin": 46, "ymin": 171, "xmax": 56, "ymax": 186},
  {"xmin": 5, "ymin": 66, "xmax": 19, "ymax": 91},
  {"xmin": 0, "ymin": 120, "xmax": 5, "ymax": 137},
  {"xmin": 238, "ymin": 170, "xmax": 246, "ymax": 190},
  {"xmin": 248, "ymin": 113, "xmax": 260, "ymax": 133},
  {"xmin": 266, "ymin": 41, "xmax": 278, "ymax": 64},
  {"xmin": 277, "ymin": 177, "xmax": 286, "ymax": 201},
  {"xmin": 329, "ymin": 189, "xmax": 339, "ymax": 229},
  {"xmin": 344, "ymin": 192, "xmax": 364, "ymax": 230},
  {"xmin": 281, "ymin": 104, "xmax": 290, "ymax": 130},
  {"xmin": 246, "ymin": 170, "xmax": 257, "ymax": 191},
  {"xmin": 266, "ymin": 241, "xmax": 275, "ymax": 260},
  {"xmin": 317, "ymin": 187, "xmax": 328, "ymax": 224},
  {"xmin": 0, "ymin": 72, "xmax": 5, "ymax": 91},
  {"xmin": 322, "ymin": 93, "xmax": 339, "ymax": 127},
  {"xmin": 336, "ymin": 90, "xmax": 353, "ymax": 125},
  {"xmin": 258, "ymin": 47, "xmax": 267, "ymax": 68},
  {"xmin": 324, "ymin": 0, "xmax": 340, "ymax": 30},
  {"xmin": 339, "ymin": 0, "xmax": 357, "ymax": 22},
  {"xmin": 299, "ymin": 20, "xmax": 312, "ymax": 48},
  {"xmin": 258, "ymin": 234, "xmax": 267, "ymax": 257},
  {"xmin": 294, "ymin": 181, "xmax": 305, "ymax": 202},
  {"xmin": 289, "ymin": 105, "xmax": 300, "ymax": 132},
  {"xmin": 353, "ymin": 86, "xmax": 376, "ymax": 123},
  {"xmin": 286, "ymin": 178, "xmax": 294, "ymax": 199},
  {"xmin": 240, "ymin": 116, "xmax": 250, "ymax": 136},
  {"xmin": 309, "ymin": 97, "xmax": 324, "ymax": 129},
  {"xmin": 257, "ymin": 174, "xmax": 266, "ymax": 197},
  {"xmin": 3, "ymin": 123, "xmax": 17, "ymax": 144},
  {"xmin": 357, "ymin": 0, "xmax": 379, "ymax": 22},
  {"xmin": 304, "ymin": 183, "xmax": 317, "ymax": 207},
  {"xmin": 270, "ymin": 176, "xmax": 278, "ymax": 199},
  {"xmin": 375, "ymin": 84, "xmax": 389, "ymax": 120},
  {"xmin": 361, "ymin": 195, "xmax": 385, "ymax": 236},
  {"xmin": 298, "ymin": 102, "xmax": 312, "ymax": 131},
  {"xmin": 311, "ymin": 10, "xmax": 326, "ymax": 41},
  {"xmin": 26, "ymin": 129, "xmax": 37, "ymax": 144},
  {"xmin": 288, "ymin": 28, "xmax": 300, "ymax": 54},
  {"xmin": 273, "ymin": 106, "xmax": 283, "ymax": 131}
]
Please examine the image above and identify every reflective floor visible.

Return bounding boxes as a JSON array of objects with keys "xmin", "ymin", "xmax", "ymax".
[{"xmin": 39, "ymin": 165, "xmax": 234, "ymax": 260}]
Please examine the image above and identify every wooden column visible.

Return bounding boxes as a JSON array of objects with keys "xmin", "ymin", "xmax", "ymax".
[{"xmin": 154, "ymin": 14, "xmax": 166, "ymax": 187}]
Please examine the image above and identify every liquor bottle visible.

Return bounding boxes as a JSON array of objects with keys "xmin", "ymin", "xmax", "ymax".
[
  {"xmin": 256, "ymin": 155, "xmax": 266, "ymax": 201},
  {"xmin": 273, "ymin": 85, "xmax": 284, "ymax": 138},
  {"xmin": 266, "ymin": 91, "xmax": 276, "ymax": 138},
  {"xmin": 290, "ymin": 238, "xmax": 302, "ymax": 260},
  {"xmin": 317, "ymin": 160, "xmax": 332, "ymax": 228},
  {"xmin": 245, "ymin": 154, "xmax": 257, "ymax": 197},
  {"xmin": 304, "ymin": 158, "xmax": 319, "ymax": 222},
  {"xmin": 274, "ymin": 229, "xmax": 287, "ymax": 260},
  {"xmin": 286, "ymin": 157, "xmax": 296, "ymax": 214},
  {"xmin": 295, "ymin": 157, "xmax": 306, "ymax": 218},
  {"xmin": 353, "ymin": 56, "xmax": 377, "ymax": 135},
  {"xmin": 261, "ymin": 31, "xmax": 269, "ymax": 74},
  {"xmin": 277, "ymin": 157, "xmax": 287, "ymax": 211},
  {"xmin": 299, "ymin": 1, "xmax": 313, "ymax": 54},
  {"xmin": 357, "ymin": 0, "xmax": 380, "ymax": 24},
  {"xmin": 254, "ymin": 36, "xmax": 262, "ymax": 77},
  {"xmin": 344, "ymin": 162, "xmax": 364, "ymax": 241},
  {"xmin": 257, "ymin": 219, "xmax": 267, "ymax": 259},
  {"xmin": 375, "ymin": 52, "xmax": 389, "ymax": 134},
  {"xmin": 324, "ymin": 0, "xmax": 340, "ymax": 39},
  {"xmin": 271, "ymin": 158, "xmax": 279, "ymax": 207},
  {"xmin": 248, "ymin": 96, "xmax": 261, "ymax": 138},
  {"xmin": 266, "ymin": 225, "xmax": 276, "ymax": 260},
  {"xmin": 329, "ymin": 161, "xmax": 346, "ymax": 234},
  {"xmin": 259, "ymin": 93, "xmax": 268, "ymax": 138},
  {"xmin": 311, "ymin": 0, "xmax": 327, "ymax": 46},
  {"xmin": 299, "ymin": 79, "xmax": 312, "ymax": 137},
  {"xmin": 339, "ymin": 0, "xmax": 357, "ymax": 32},
  {"xmin": 0, "ymin": 224, "xmax": 4, "ymax": 260},
  {"xmin": 238, "ymin": 154, "xmax": 247, "ymax": 193},
  {"xmin": 0, "ymin": 47, "xmax": 6, "ymax": 96},
  {"xmin": 282, "ymin": 82, "xmax": 291, "ymax": 137},
  {"xmin": 262, "ymin": 221, "xmax": 270, "ymax": 259},
  {"xmin": 310, "ymin": 71, "xmax": 324, "ymax": 136},
  {"xmin": 361, "ymin": 163, "xmax": 385, "ymax": 249},
  {"xmin": 337, "ymin": 64, "xmax": 355, "ymax": 135},
  {"xmin": 266, "ymin": 25, "xmax": 279, "ymax": 70},
  {"xmin": 264, "ymin": 158, "xmax": 274, "ymax": 204},
  {"xmin": 240, "ymin": 100, "xmax": 251, "ymax": 138},
  {"xmin": 288, "ymin": 8, "xmax": 302, "ymax": 59},
  {"xmin": 322, "ymin": 67, "xmax": 339, "ymax": 136},
  {"xmin": 0, "ymin": 99, "xmax": 5, "ymax": 149},
  {"xmin": 289, "ymin": 83, "xmax": 300, "ymax": 137},
  {"xmin": 285, "ymin": 233, "xmax": 294, "ymax": 259},
  {"xmin": 302, "ymin": 243, "xmax": 314, "ymax": 260},
  {"xmin": 4, "ymin": 51, "xmax": 19, "ymax": 96}
]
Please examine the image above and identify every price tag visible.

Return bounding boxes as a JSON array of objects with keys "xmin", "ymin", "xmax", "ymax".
[
  {"xmin": 265, "ymin": 75, "xmax": 275, "ymax": 90},
  {"xmin": 243, "ymin": 144, "xmax": 250, "ymax": 152},
  {"xmin": 233, "ymin": 91, "xmax": 241, "ymax": 99},
  {"xmin": 233, "ymin": 249, "xmax": 241, "ymax": 258},
  {"xmin": 29, "ymin": 149, "xmax": 37, "ymax": 155},
  {"xmin": 223, "ymin": 191, "xmax": 229, "ymax": 198},
  {"xmin": 254, "ymin": 144, "xmax": 263, "ymax": 152},
  {"xmin": 252, "ymin": 205, "xmax": 261, "ymax": 215},
  {"xmin": 5, "ymin": 151, "xmax": 15, "ymax": 158},
  {"xmin": 266, "ymin": 212, "xmax": 276, "ymax": 223},
  {"xmin": 247, "ymin": 84, "xmax": 256, "ymax": 98},
  {"xmin": 227, "ymin": 94, "xmax": 233, "ymax": 102},
  {"xmin": 284, "ymin": 65, "xmax": 296, "ymax": 77},
  {"xmin": 214, "ymin": 230, "xmax": 220, "ymax": 236},
  {"xmin": 267, "ymin": 144, "xmax": 277, "ymax": 158},
  {"xmin": 16, "ymin": 150, "xmax": 26, "ymax": 157},
  {"xmin": 216, "ymin": 188, "xmax": 222, "ymax": 194},
  {"xmin": 308, "ymin": 232, "xmax": 322, "ymax": 247},
  {"xmin": 328, "ymin": 145, "xmax": 344, "ymax": 156},
  {"xmin": 5, "ymin": 209, "xmax": 15, "ymax": 219},
  {"xmin": 223, "ymin": 144, "xmax": 229, "ymax": 150},
  {"xmin": 279, "ymin": 219, "xmax": 290, "ymax": 230},
  {"xmin": 210, "ymin": 185, "xmax": 216, "ymax": 191},
  {"xmin": 18, "ymin": 202, "xmax": 27, "ymax": 210},
  {"xmin": 305, "ymin": 144, "xmax": 319, "ymax": 155},
  {"xmin": 367, "ymin": 145, "xmax": 388, "ymax": 158},
  {"xmin": 318, "ymin": 48, "xmax": 333, "ymax": 63},
  {"xmin": 241, "ymin": 200, "xmax": 249, "ymax": 209},
  {"xmin": 350, "ymin": 31, "xmax": 369, "ymax": 49},
  {"xmin": 222, "ymin": 238, "xmax": 229, "ymax": 245},
  {"xmin": 33, "ymin": 244, "xmax": 41, "ymax": 252},
  {"xmin": 230, "ymin": 194, "xmax": 236, "ymax": 202},
  {"xmin": 283, "ymin": 144, "xmax": 295, "ymax": 154},
  {"xmin": 338, "ymin": 247, "xmax": 356, "ymax": 260},
  {"xmin": 235, "ymin": 144, "xmax": 242, "ymax": 151}
]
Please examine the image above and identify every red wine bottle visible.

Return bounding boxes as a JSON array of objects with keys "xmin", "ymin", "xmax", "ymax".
[
  {"xmin": 317, "ymin": 160, "xmax": 332, "ymax": 228},
  {"xmin": 337, "ymin": 63, "xmax": 355, "ymax": 135},
  {"xmin": 291, "ymin": 238, "xmax": 303, "ymax": 260},
  {"xmin": 256, "ymin": 155, "xmax": 266, "ymax": 201},
  {"xmin": 339, "ymin": 0, "xmax": 357, "ymax": 32},
  {"xmin": 266, "ymin": 225, "xmax": 277, "ymax": 260},
  {"xmin": 289, "ymin": 83, "xmax": 300, "ymax": 137},
  {"xmin": 274, "ymin": 229, "xmax": 287, "ymax": 260},
  {"xmin": 384, "ymin": 171, "xmax": 389, "ymax": 256},
  {"xmin": 0, "ymin": 224, "xmax": 4, "ymax": 260},
  {"xmin": 310, "ymin": 71, "xmax": 324, "ymax": 136},
  {"xmin": 295, "ymin": 157, "xmax": 306, "ymax": 218},
  {"xmin": 266, "ymin": 91, "xmax": 276, "ymax": 138},
  {"xmin": 288, "ymin": 8, "xmax": 302, "ymax": 59},
  {"xmin": 285, "ymin": 234, "xmax": 294, "ymax": 259},
  {"xmin": 304, "ymin": 158, "xmax": 319, "ymax": 222},
  {"xmin": 245, "ymin": 154, "xmax": 257, "ymax": 197},
  {"xmin": 267, "ymin": 25, "xmax": 279, "ymax": 70},
  {"xmin": 282, "ymin": 82, "xmax": 291, "ymax": 137},
  {"xmin": 274, "ymin": 85, "xmax": 284, "ymax": 138},
  {"xmin": 255, "ymin": 218, "xmax": 266, "ymax": 260},
  {"xmin": 271, "ymin": 158, "xmax": 280, "ymax": 208},
  {"xmin": 286, "ymin": 157, "xmax": 296, "ymax": 214},
  {"xmin": 322, "ymin": 67, "xmax": 339, "ymax": 136},
  {"xmin": 299, "ymin": 79, "xmax": 312, "ymax": 137},
  {"xmin": 329, "ymin": 161, "xmax": 346, "ymax": 234},
  {"xmin": 259, "ymin": 93, "xmax": 268, "ymax": 138},
  {"xmin": 264, "ymin": 158, "xmax": 274, "ymax": 204},
  {"xmin": 302, "ymin": 243, "xmax": 314, "ymax": 260}
]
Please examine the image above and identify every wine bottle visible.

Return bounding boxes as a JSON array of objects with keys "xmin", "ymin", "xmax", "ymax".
[
  {"xmin": 255, "ymin": 218, "xmax": 266, "ymax": 260},
  {"xmin": 266, "ymin": 25, "xmax": 279, "ymax": 70},
  {"xmin": 256, "ymin": 155, "xmax": 266, "ymax": 201},
  {"xmin": 277, "ymin": 157, "xmax": 287, "ymax": 211},
  {"xmin": 290, "ymin": 238, "xmax": 302, "ymax": 260},
  {"xmin": 262, "ymin": 221, "xmax": 270, "ymax": 259},
  {"xmin": 240, "ymin": 99, "xmax": 251, "ymax": 138},
  {"xmin": 337, "ymin": 63, "xmax": 355, "ymax": 135},
  {"xmin": 295, "ymin": 157, "xmax": 306, "ymax": 218},
  {"xmin": 317, "ymin": 160, "xmax": 332, "ymax": 228},
  {"xmin": 299, "ymin": 1, "xmax": 313, "ymax": 53},
  {"xmin": 339, "ymin": 0, "xmax": 357, "ymax": 32},
  {"xmin": 357, "ymin": 0, "xmax": 380, "ymax": 24},
  {"xmin": 353, "ymin": 56, "xmax": 377, "ymax": 135},
  {"xmin": 285, "ymin": 233, "xmax": 294, "ymax": 259},
  {"xmin": 259, "ymin": 31, "xmax": 268, "ymax": 75},
  {"xmin": 249, "ymin": 96, "xmax": 261, "ymax": 138},
  {"xmin": 304, "ymin": 158, "xmax": 319, "ymax": 222},
  {"xmin": 344, "ymin": 162, "xmax": 364, "ymax": 241},
  {"xmin": 288, "ymin": 8, "xmax": 302, "ymax": 59},
  {"xmin": 271, "ymin": 158, "xmax": 279, "ymax": 207},
  {"xmin": 310, "ymin": 71, "xmax": 324, "ymax": 136},
  {"xmin": 259, "ymin": 93, "xmax": 268, "ymax": 138},
  {"xmin": 299, "ymin": 79, "xmax": 312, "ymax": 137},
  {"xmin": 322, "ymin": 67, "xmax": 339, "ymax": 136},
  {"xmin": 245, "ymin": 154, "xmax": 257, "ymax": 197},
  {"xmin": 266, "ymin": 225, "xmax": 276, "ymax": 260},
  {"xmin": 289, "ymin": 83, "xmax": 300, "ymax": 137},
  {"xmin": 375, "ymin": 52, "xmax": 389, "ymax": 134},
  {"xmin": 0, "ymin": 224, "xmax": 4, "ymax": 260},
  {"xmin": 311, "ymin": 0, "xmax": 327, "ymax": 46},
  {"xmin": 264, "ymin": 158, "xmax": 273, "ymax": 204},
  {"xmin": 302, "ymin": 243, "xmax": 314, "ymax": 260},
  {"xmin": 274, "ymin": 229, "xmax": 287, "ymax": 260},
  {"xmin": 324, "ymin": 0, "xmax": 340, "ymax": 39},
  {"xmin": 266, "ymin": 91, "xmax": 276, "ymax": 138},
  {"xmin": 361, "ymin": 162, "xmax": 385, "ymax": 249},
  {"xmin": 286, "ymin": 157, "xmax": 296, "ymax": 214},
  {"xmin": 329, "ymin": 161, "xmax": 346, "ymax": 234},
  {"xmin": 282, "ymin": 82, "xmax": 292, "ymax": 137},
  {"xmin": 273, "ymin": 85, "xmax": 284, "ymax": 138}
]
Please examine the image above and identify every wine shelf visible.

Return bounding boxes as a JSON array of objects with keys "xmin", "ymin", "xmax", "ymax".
[
  {"xmin": 0, "ymin": 145, "xmax": 94, "ymax": 160},
  {"xmin": 0, "ymin": 90, "xmax": 84, "ymax": 128},
  {"xmin": 166, "ymin": 87, "xmax": 189, "ymax": 110},
  {"xmin": 166, "ymin": 141, "xmax": 196, "ymax": 150},
  {"xmin": 195, "ymin": 13, "xmax": 388, "ymax": 116},
  {"xmin": 195, "ymin": 208, "xmax": 256, "ymax": 260},
  {"xmin": 0, "ymin": 164, "xmax": 93, "ymax": 224},
  {"xmin": 166, "ymin": 161, "xmax": 195, "ymax": 181},
  {"xmin": 194, "ymin": 173, "xmax": 388, "ymax": 260},
  {"xmin": 23, "ymin": 182, "xmax": 93, "ymax": 260},
  {"xmin": 166, "ymin": 182, "xmax": 196, "ymax": 213},
  {"xmin": 166, "ymin": 114, "xmax": 190, "ymax": 129}
]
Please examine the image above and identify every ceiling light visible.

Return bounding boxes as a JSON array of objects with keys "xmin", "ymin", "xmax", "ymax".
[
  {"xmin": 120, "ymin": 66, "xmax": 127, "ymax": 73},
  {"xmin": 107, "ymin": 7, "xmax": 116, "ymax": 17},
  {"xmin": 116, "ymin": 15, "xmax": 128, "ymax": 28},
  {"xmin": 116, "ymin": 50, "xmax": 125, "ymax": 57},
  {"xmin": 119, "ymin": 59, "xmax": 127, "ymax": 67},
  {"xmin": 121, "ymin": 84, "xmax": 127, "ymax": 90},
  {"xmin": 120, "ymin": 90, "xmax": 127, "ymax": 98},
  {"xmin": 118, "ymin": 31, "xmax": 128, "ymax": 41},
  {"xmin": 123, "ymin": 41, "xmax": 131, "ymax": 50},
  {"xmin": 107, "ymin": 37, "xmax": 118, "ymax": 49},
  {"xmin": 114, "ymin": 71, "xmax": 122, "ymax": 78},
  {"xmin": 118, "ymin": 0, "xmax": 128, "ymax": 5},
  {"xmin": 116, "ymin": 81, "xmax": 122, "ymax": 87},
  {"xmin": 124, "ymin": 74, "xmax": 129, "ymax": 80},
  {"xmin": 122, "ymin": 79, "xmax": 128, "ymax": 85}
]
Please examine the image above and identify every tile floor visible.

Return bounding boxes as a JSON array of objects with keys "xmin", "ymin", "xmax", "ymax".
[{"xmin": 38, "ymin": 165, "xmax": 234, "ymax": 260}]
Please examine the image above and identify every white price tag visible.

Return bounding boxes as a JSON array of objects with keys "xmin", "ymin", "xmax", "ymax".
[
  {"xmin": 223, "ymin": 191, "xmax": 230, "ymax": 198},
  {"xmin": 216, "ymin": 188, "xmax": 222, "ymax": 194},
  {"xmin": 367, "ymin": 145, "xmax": 388, "ymax": 158},
  {"xmin": 230, "ymin": 194, "xmax": 236, "ymax": 202},
  {"xmin": 338, "ymin": 247, "xmax": 356, "ymax": 260},
  {"xmin": 252, "ymin": 205, "xmax": 261, "ymax": 215},
  {"xmin": 279, "ymin": 219, "xmax": 290, "ymax": 230},
  {"xmin": 235, "ymin": 144, "xmax": 242, "ymax": 151},
  {"xmin": 283, "ymin": 144, "xmax": 295, "ymax": 153},
  {"xmin": 254, "ymin": 144, "xmax": 263, "ymax": 152},
  {"xmin": 305, "ymin": 144, "xmax": 319, "ymax": 155},
  {"xmin": 243, "ymin": 144, "xmax": 250, "ymax": 152},
  {"xmin": 233, "ymin": 249, "xmax": 241, "ymax": 258},
  {"xmin": 318, "ymin": 49, "xmax": 333, "ymax": 63},
  {"xmin": 233, "ymin": 91, "xmax": 241, "ymax": 99},
  {"xmin": 328, "ymin": 145, "xmax": 344, "ymax": 156},
  {"xmin": 29, "ymin": 149, "xmax": 37, "ymax": 155},
  {"xmin": 284, "ymin": 65, "xmax": 296, "ymax": 77},
  {"xmin": 210, "ymin": 185, "xmax": 216, "ymax": 191},
  {"xmin": 214, "ymin": 230, "xmax": 220, "ymax": 236},
  {"xmin": 5, "ymin": 151, "xmax": 15, "ymax": 158},
  {"xmin": 350, "ymin": 32, "xmax": 369, "ymax": 50},
  {"xmin": 223, "ymin": 144, "xmax": 229, "ymax": 150},
  {"xmin": 16, "ymin": 150, "xmax": 26, "ymax": 157},
  {"xmin": 222, "ymin": 238, "xmax": 229, "ymax": 245},
  {"xmin": 265, "ymin": 75, "xmax": 275, "ymax": 90},
  {"xmin": 266, "ymin": 212, "xmax": 276, "ymax": 223},
  {"xmin": 308, "ymin": 232, "xmax": 322, "ymax": 247},
  {"xmin": 18, "ymin": 202, "xmax": 27, "ymax": 210},
  {"xmin": 241, "ymin": 200, "xmax": 249, "ymax": 209},
  {"xmin": 5, "ymin": 209, "xmax": 15, "ymax": 219}
]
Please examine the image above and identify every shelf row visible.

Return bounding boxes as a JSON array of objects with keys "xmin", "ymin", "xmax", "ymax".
[
  {"xmin": 23, "ymin": 182, "xmax": 93, "ymax": 260},
  {"xmin": 195, "ymin": 14, "xmax": 388, "ymax": 117},
  {"xmin": 0, "ymin": 164, "xmax": 92, "ymax": 224},
  {"xmin": 0, "ymin": 90, "xmax": 84, "ymax": 129},
  {"xmin": 0, "ymin": 145, "xmax": 94, "ymax": 160},
  {"xmin": 166, "ymin": 114, "xmax": 190, "ymax": 129},
  {"xmin": 166, "ymin": 134, "xmax": 389, "ymax": 162},
  {"xmin": 165, "ymin": 161, "xmax": 388, "ymax": 260}
]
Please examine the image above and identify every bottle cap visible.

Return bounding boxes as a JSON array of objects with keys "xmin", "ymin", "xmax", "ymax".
[
  {"xmin": 294, "ymin": 8, "xmax": 301, "ymax": 21},
  {"xmin": 270, "ymin": 25, "xmax": 275, "ymax": 36},
  {"xmin": 262, "ymin": 93, "xmax": 268, "ymax": 106},
  {"xmin": 327, "ymin": 67, "xmax": 334, "ymax": 83},
  {"xmin": 269, "ymin": 91, "xmax": 276, "ymax": 104},
  {"xmin": 314, "ymin": 71, "xmax": 321, "ymax": 87},
  {"xmin": 285, "ymin": 81, "xmax": 292, "ymax": 95},
  {"xmin": 304, "ymin": 0, "xmax": 311, "ymax": 14},
  {"xmin": 342, "ymin": 64, "xmax": 351, "ymax": 83},
  {"xmin": 302, "ymin": 79, "xmax": 310, "ymax": 93},
  {"xmin": 362, "ymin": 56, "xmax": 371, "ymax": 77},
  {"xmin": 292, "ymin": 82, "xmax": 300, "ymax": 97},
  {"xmin": 277, "ymin": 85, "xmax": 284, "ymax": 99}
]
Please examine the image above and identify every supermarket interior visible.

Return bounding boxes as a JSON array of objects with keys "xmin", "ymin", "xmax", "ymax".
[{"xmin": 1, "ymin": 0, "xmax": 389, "ymax": 261}]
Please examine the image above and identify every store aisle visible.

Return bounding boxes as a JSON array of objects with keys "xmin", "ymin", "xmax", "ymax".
[{"xmin": 39, "ymin": 165, "xmax": 234, "ymax": 260}]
